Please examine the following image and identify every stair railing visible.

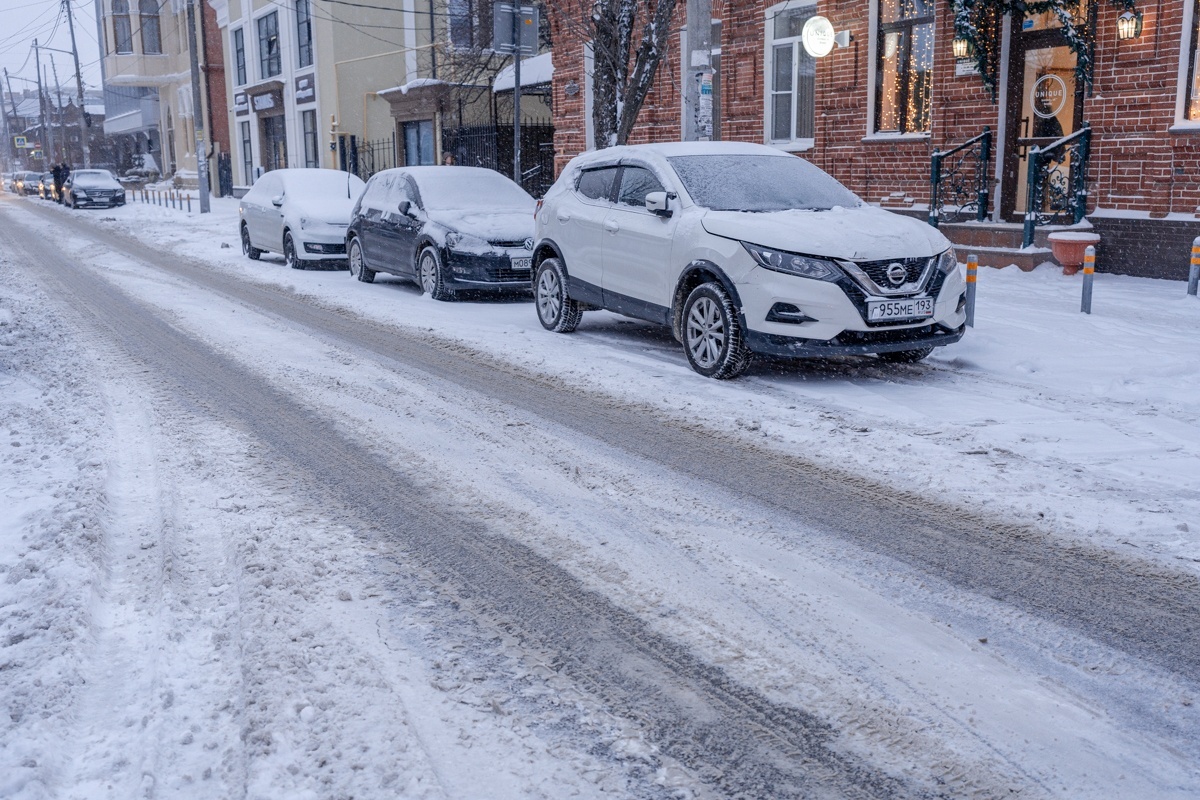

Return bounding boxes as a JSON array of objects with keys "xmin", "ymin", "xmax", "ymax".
[
  {"xmin": 928, "ymin": 127, "xmax": 992, "ymax": 229},
  {"xmin": 1022, "ymin": 125, "xmax": 1092, "ymax": 248}
]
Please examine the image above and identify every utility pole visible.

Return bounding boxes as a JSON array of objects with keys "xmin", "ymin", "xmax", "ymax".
[
  {"xmin": 51, "ymin": 55, "xmax": 66, "ymax": 162},
  {"xmin": 512, "ymin": 7, "xmax": 520, "ymax": 187},
  {"xmin": 33, "ymin": 40, "xmax": 50, "ymax": 166},
  {"xmin": 186, "ymin": 0, "xmax": 210, "ymax": 211},
  {"xmin": 64, "ymin": 0, "xmax": 91, "ymax": 167},
  {"xmin": 683, "ymin": 0, "xmax": 713, "ymax": 142},
  {"xmin": 43, "ymin": 65, "xmax": 56, "ymax": 162}
]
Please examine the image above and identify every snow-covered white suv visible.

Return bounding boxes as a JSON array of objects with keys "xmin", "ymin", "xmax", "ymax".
[{"xmin": 532, "ymin": 142, "xmax": 967, "ymax": 378}]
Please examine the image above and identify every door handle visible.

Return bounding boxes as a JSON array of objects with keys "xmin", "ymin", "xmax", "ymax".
[
  {"xmin": 556, "ymin": 211, "xmax": 571, "ymax": 223},
  {"xmin": 604, "ymin": 220, "xmax": 620, "ymax": 233}
]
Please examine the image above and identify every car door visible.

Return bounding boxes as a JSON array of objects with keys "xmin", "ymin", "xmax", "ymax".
[
  {"xmin": 386, "ymin": 175, "xmax": 424, "ymax": 276},
  {"xmin": 600, "ymin": 164, "xmax": 679, "ymax": 324},
  {"xmin": 246, "ymin": 174, "xmax": 279, "ymax": 249},
  {"xmin": 552, "ymin": 164, "xmax": 620, "ymax": 306},
  {"xmin": 367, "ymin": 175, "xmax": 409, "ymax": 275},
  {"xmin": 354, "ymin": 175, "xmax": 389, "ymax": 268}
]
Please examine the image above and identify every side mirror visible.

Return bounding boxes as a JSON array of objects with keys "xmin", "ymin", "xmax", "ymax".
[
  {"xmin": 397, "ymin": 200, "xmax": 412, "ymax": 217},
  {"xmin": 645, "ymin": 191, "xmax": 672, "ymax": 217},
  {"xmin": 271, "ymin": 195, "xmax": 284, "ymax": 207}
]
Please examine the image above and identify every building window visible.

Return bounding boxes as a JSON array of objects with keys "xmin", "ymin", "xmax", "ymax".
[
  {"xmin": 302, "ymin": 110, "xmax": 319, "ymax": 167},
  {"xmin": 403, "ymin": 120, "xmax": 435, "ymax": 165},
  {"xmin": 765, "ymin": 2, "xmax": 816, "ymax": 146},
  {"xmin": 112, "ymin": 0, "xmax": 133, "ymax": 54},
  {"xmin": 258, "ymin": 12, "xmax": 282, "ymax": 79},
  {"xmin": 296, "ymin": 0, "xmax": 313, "ymax": 68},
  {"xmin": 241, "ymin": 120, "xmax": 254, "ymax": 183},
  {"xmin": 875, "ymin": 0, "xmax": 934, "ymax": 134},
  {"xmin": 139, "ymin": 0, "xmax": 161, "ymax": 55},
  {"xmin": 449, "ymin": 0, "xmax": 493, "ymax": 50},
  {"xmin": 1187, "ymin": 3, "xmax": 1200, "ymax": 120},
  {"xmin": 233, "ymin": 28, "xmax": 247, "ymax": 85}
]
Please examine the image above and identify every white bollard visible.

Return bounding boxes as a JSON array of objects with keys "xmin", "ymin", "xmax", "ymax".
[{"xmin": 1081, "ymin": 245, "xmax": 1095, "ymax": 314}]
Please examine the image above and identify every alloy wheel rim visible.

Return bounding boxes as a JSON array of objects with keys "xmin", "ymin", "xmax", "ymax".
[
  {"xmin": 349, "ymin": 243, "xmax": 361, "ymax": 277},
  {"xmin": 537, "ymin": 271, "xmax": 561, "ymax": 322},
  {"xmin": 285, "ymin": 237, "xmax": 294, "ymax": 266},
  {"xmin": 241, "ymin": 228, "xmax": 250, "ymax": 254},
  {"xmin": 686, "ymin": 297, "xmax": 725, "ymax": 368},
  {"xmin": 420, "ymin": 254, "xmax": 436, "ymax": 293}
]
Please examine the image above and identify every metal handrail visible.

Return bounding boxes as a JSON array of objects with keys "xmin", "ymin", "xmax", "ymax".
[
  {"xmin": 929, "ymin": 127, "xmax": 992, "ymax": 228},
  {"xmin": 1022, "ymin": 124, "xmax": 1092, "ymax": 247}
]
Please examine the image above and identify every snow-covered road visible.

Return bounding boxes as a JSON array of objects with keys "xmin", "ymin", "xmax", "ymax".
[{"xmin": 2, "ymin": 194, "xmax": 1198, "ymax": 798}]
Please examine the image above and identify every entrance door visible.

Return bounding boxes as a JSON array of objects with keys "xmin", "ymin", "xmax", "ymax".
[
  {"xmin": 1001, "ymin": 8, "xmax": 1085, "ymax": 220},
  {"xmin": 261, "ymin": 114, "xmax": 288, "ymax": 172}
]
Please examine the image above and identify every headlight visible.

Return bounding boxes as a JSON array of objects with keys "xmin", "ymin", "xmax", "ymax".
[
  {"xmin": 445, "ymin": 231, "xmax": 461, "ymax": 248},
  {"xmin": 743, "ymin": 242, "xmax": 841, "ymax": 282},
  {"xmin": 937, "ymin": 247, "xmax": 959, "ymax": 274},
  {"xmin": 75, "ymin": 190, "xmax": 88, "ymax": 197},
  {"xmin": 300, "ymin": 217, "xmax": 310, "ymax": 229}
]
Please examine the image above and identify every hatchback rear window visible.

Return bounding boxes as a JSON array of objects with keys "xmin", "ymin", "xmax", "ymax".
[{"xmin": 666, "ymin": 154, "xmax": 861, "ymax": 212}]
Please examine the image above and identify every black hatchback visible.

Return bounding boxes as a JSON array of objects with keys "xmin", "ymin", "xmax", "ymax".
[{"xmin": 345, "ymin": 166, "xmax": 536, "ymax": 300}]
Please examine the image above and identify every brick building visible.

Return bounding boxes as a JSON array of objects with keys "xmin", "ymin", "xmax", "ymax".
[{"xmin": 549, "ymin": 1, "xmax": 1200, "ymax": 278}]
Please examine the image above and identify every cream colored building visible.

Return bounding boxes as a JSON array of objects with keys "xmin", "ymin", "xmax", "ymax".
[
  {"xmin": 94, "ymin": 0, "xmax": 212, "ymax": 181},
  {"xmin": 208, "ymin": 0, "xmax": 547, "ymax": 186}
]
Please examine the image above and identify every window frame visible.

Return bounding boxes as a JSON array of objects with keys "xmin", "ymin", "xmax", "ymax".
[
  {"xmin": 233, "ymin": 28, "xmax": 247, "ymax": 86},
  {"xmin": 139, "ymin": 0, "xmax": 161, "ymax": 55},
  {"xmin": 296, "ymin": 0, "xmax": 313, "ymax": 68},
  {"xmin": 302, "ymin": 109, "xmax": 319, "ymax": 168},
  {"xmin": 763, "ymin": 1, "xmax": 817, "ymax": 152},
  {"xmin": 112, "ymin": 0, "xmax": 133, "ymax": 54},
  {"xmin": 870, "ymin": 0, "xmax": 935, "ymax": 136},
  {"xmin": 241, "ymin": 120, "xmax": 254, "ymax": 184},
  {"xmin": 1176, "ymin": 0, "xmax": 1200, "ymax": 128},
  {"xmin": 257, "ymin": 11, "xmax": 282, "ymax": 80}
]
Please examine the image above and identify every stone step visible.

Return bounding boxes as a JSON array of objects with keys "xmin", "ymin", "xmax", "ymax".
[{"xmin": 960, "ymin": 246, "xmax": 1052, "ymax": 271}]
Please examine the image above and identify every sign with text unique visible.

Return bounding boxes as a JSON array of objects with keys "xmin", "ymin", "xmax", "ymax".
[
  {"xmin": 13, "ymin": 135, "xmax": 27, "ymax": 148},
  {"xmin": 1031, "ymin": 73, "xmax": 1067, "ymax": 118},
  {"xmin": 252, "ymin": 92, "xmax": 277, "ymax": 112},
  {"xmin": 801, "ymin": 15, "xmax": 836, "ymax": 58}
]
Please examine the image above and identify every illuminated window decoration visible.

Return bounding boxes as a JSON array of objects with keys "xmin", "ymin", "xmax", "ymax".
[{"xmin": 877, "ymin": 0, "xmax": 934, "ymax": 133}]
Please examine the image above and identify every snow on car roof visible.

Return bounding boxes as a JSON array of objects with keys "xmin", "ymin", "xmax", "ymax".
[{"xmin": 567, "ymin": 141, "xmax": 793, "ymax": 168}]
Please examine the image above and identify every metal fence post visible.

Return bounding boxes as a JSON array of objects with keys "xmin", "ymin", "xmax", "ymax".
[
  {"xmin": 1022, "ymin": 147, "xmax": 1041, "ymax": 248},
  {"xmin": 1081, "ymin": 245, "xmax": 1095, "ymax": 314},
  {"xmin": 966, "ymin": 253, "xmax": 978, "ymax": 327},
  {"xmin": 1189, "ymin": 236, "xmax": 1200, "ymax": 297},
  {"xmin": 977, "ymin": 127, "xmax": 992, "ymax": 222},
  {"xmin": 928, "ymin": 150, "xmax": 942, "ymax": 228},
  {"xmin": 187, "ymin": 194, "xmax": 191, "ymax": 213}
]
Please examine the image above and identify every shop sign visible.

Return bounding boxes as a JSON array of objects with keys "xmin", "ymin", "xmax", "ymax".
[
  {"xmin": 1032, "ymin": 74, "xmax": 1067, "ymax": 118},
  {"xmin": 252, "ymin": 93, "xmax": 277, "ymax": 112},
  {"xmin": 295, "ymin": 74, "xmax": 315, "ymax": 105},
  {"xmin": 801, "ymin": 16, "xmax": 836, "ymax": 58}
]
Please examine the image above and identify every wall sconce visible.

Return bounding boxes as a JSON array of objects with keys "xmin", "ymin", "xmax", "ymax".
[
  {"xmin": 952, "ymin": 37, "xmax": 974, "ymax": 60},
  {"xmin": 1116, "ymin": 10, "xmax": 1143, "ymax": 40}
]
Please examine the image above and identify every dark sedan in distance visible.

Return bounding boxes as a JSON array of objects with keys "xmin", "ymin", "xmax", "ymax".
[
  {"xmin": 63, "ymin": 169, "xmax": 126, "ymax": 208},
  {"xmin": 346, "ymin": 166, "xmax": 536, "ymax": 300}
]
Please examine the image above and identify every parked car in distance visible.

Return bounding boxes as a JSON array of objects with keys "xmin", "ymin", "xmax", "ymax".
[
  {"xmin": 532, "ymin": 141, "xmax": 967, "ymax": 379},
  {"xmin": 1, "ymin": 173, "xmax": 14, "ymax": 192},
  {"xmin": 239, "ymin": 168, "xmax": 366, "ymax": 269},
  {"xmin": 37, "ymin": 172, "xmax": 57, "ymax": 201},
  {"xmin": 63, "ymin": 169, "xmax": 126, "ymax": 208},
  {"xmin": 346, "ymin": 166, "xmax": 536, "ymax": 300},
  {"xmin": 14, "ymin": 171, "xmax": 41, "ymax": 196}
]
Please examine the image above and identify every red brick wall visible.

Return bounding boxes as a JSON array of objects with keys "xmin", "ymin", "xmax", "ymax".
[
  {"xmin": 202, "ymin": 0, "xmax": 230, "ymax": 155},
  {"xmin": 550, "ymin": 0, "xmax": 1200, "ymax": 218}
]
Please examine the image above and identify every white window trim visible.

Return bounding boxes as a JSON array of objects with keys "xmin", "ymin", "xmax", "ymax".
[
  {"xmin": 254, "ymin": 9, "xmax": 283, "ymax": 82},
  {"xmin": 763, "ymin": 0, "xmax": 816, "ymax": 152},
  {"xmin": 1176, "ymin": 0, "xmax": 1200, "ymax": 126}
]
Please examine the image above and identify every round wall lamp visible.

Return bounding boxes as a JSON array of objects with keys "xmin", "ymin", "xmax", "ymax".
[{"xmin": 1116, "ymin": 10, "xmax": 1143, "ymax": 40}]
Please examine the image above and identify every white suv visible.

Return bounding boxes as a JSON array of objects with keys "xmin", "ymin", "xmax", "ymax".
[{"xmin": 532, "ymin": 142, "xmax": 967, "ymax": 378}]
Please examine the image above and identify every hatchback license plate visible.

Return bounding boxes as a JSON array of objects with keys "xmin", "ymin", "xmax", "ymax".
[
  {"xmin": 511, "ymin": 257, "xmax": 532, "ymax": 271},
  {"xmin": 867, "ymin": 296, "xmax": 933, "ymax": 322}
]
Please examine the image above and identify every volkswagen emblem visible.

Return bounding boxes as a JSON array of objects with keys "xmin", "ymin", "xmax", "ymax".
[
  {"xmin": 886, "ymin": 262, "xmax": 908, "ymax": 286},
  {"xmin": 523, "ymin": 237, "xmax": 535, "ymax": 251}
]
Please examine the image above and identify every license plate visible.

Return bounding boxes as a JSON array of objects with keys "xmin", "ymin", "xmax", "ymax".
[
  {"xmin": 867, "ymin": 296, "xmax": 934, "ymax": 322},
  {"xmin": 510, "ymin": 257, "xmax": 532, "ymax": 271}
]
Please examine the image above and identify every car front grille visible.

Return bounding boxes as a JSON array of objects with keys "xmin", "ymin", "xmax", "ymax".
[
  {"xmin": 855, "ymin": 256, "xmax": 933, "ymax": 287},
  {"xmin": 490, "ymin": 239, "xmax": 531, "ymax": 250}
]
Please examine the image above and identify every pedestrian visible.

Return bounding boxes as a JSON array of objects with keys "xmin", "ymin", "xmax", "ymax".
[
  {"xmin": 442, "ymin": 151, "xmax": 455, "ymax": 166},
  {"xmin": 54, "ymin": 162, "xmax": 69, "ymax": 203},
  {"xmin": 51, "ymin": 163, "xmax": 63, "ymax": 202}
]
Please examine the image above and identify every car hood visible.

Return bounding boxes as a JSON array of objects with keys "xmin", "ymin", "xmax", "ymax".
[
  {"xmin": 700, "ymin": 205, "xmax": 949, "ymax": 261},
  {"xmin": 428, "ymin": 208, "xmax": 534, "ymax": 243},
  {"xmin": 290, "ymin": 196, "xmax": 357, "ymax": 225}
]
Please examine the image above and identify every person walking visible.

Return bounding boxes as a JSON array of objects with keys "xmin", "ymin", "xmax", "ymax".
[{"xmin": 53, "ymin": 162, "xmax": 69, "ymax": 203}]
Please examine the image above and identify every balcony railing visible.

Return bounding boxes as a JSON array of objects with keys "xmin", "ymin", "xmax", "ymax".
[
  {"xmin": 928, "ymin": 127, "xmax": 992, "ymax": 228},
  {"xmin": 1022, "ymin": 125, "xmax": 1092, "ymax": 248}
]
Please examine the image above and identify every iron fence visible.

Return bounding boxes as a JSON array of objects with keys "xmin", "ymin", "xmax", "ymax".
[{"xmin": 442, "ymin": 119, "xmax": 555, "ymax": 197}]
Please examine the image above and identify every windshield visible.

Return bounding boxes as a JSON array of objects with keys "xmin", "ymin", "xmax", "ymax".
[
  {"xmin": 666, "ymin": 155, "xmax": 861, "ymax": 212},
  {"xmin": 415, "ymin": 170, "xmax": 533, "ymax": 212}
]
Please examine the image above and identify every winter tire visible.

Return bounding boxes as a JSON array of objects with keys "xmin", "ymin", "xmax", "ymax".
[
  {"xmin": 876, "ymin": 346, "xmax": 934, "ymax": 364},
  {"xmin": 241, "ymin": 224, "xmax": 261, "ymax": 260},
  {"xmin": 419, "ymin": 246, "xmax": 453, "ymax": 301},
  {"xmin": 682, "ymin": 282, "xmax": 752, "ymax": 379},
  {"xmin": 284, "ymin": 232, "xmax": 302, "ymax": 270},
  {"xmin": 348, "ymin": 238, "xmax": 375, "ymax": 283},
  {"xmin": 535, "ymin": 258, "xmax": 582, "ymax": 333}
]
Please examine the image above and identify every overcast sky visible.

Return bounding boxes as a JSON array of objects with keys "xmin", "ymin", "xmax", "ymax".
[{"xmin": 0, "ymin": 0, "xmax": 103, "ymax": 97}]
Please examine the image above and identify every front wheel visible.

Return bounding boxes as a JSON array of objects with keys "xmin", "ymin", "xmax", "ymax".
[
  {"xmin": 419, "ymin": 247, "xmax": 453, "ymax": 301},
  {"xmin": 876, "ymin": 346, "xmax": 934, "ymax": 364},
  {"xmin": 284, "ymin": 232, "xmax": 302, "ymax": 270},
  {"xmin": 534, "ymin": 258, "xmax": 582, "ymax": 333},
  {"xmin": 682, "ymin": 282, "xmax": 753, "ymax": 379},
  {"xmin": 348, "ymin": 239, "xmax": 375, "ymax": 283},
  {"xmin": 241, "ymin": 224, "xmax": 261, "ymax": 260}
]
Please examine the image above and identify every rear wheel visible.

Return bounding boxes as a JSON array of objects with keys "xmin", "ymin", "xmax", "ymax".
[
  {"xmin": 876, "ymin": 346, "xmax": 934, "ymax": 364},
  {"xmin": 284, "ymin": 232, "xmax": 302, "ymax": 269},
  {"xmin": 534, "ymin": 258, "xmax": 582, "ymax": 333},
  {"xmin": 419, "ymin": 247, "xmax": 453, "ymax": 301},
  {"xmin": 348, "ymin": 239, "xmax": 375, "ymax": 283},
  {"xmin": 241, "ymin": 224, "xmax": 261, "ymax": 260},
  {"xmin": 682, "ymin": 282, "xmax": 753, "ymax": 379}
]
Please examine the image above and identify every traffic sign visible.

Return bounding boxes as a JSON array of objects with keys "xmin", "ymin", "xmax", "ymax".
[{"xmin": 13, "ymin": 135, "xmax": 27, "ymax": 148}]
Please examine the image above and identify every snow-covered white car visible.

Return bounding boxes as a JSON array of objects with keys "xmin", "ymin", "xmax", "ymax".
[
  {"xmin": 345, "ymin": 166, "xmax": 536, "ymax": 300},
  {"xmin": 532, "ymin": 142, "xmax": 967, "ymax": 379},
  {"xmin": 239, "ymin": 168, "xmax": 366, "ymax": 269}
]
